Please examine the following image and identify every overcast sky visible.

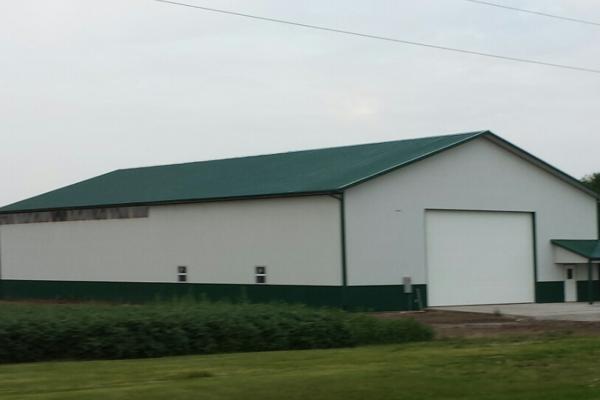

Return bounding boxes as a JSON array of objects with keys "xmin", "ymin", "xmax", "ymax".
[{"xmin": 1, "ymin": 0, "xmax": 599, "ymax": 207}]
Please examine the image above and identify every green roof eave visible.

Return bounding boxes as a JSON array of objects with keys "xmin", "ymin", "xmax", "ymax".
[
  {"xmin": 0, "ymin": 190, "xmax": 340, "ymax": 215},
  {"xmin": 552, "ymin": 240, "xmax": 600, "ymax": 260}
]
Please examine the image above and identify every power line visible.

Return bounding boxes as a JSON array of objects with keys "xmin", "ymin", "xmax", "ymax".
[
  {"xmin": 462, "ymin": 0, "xmax": 600, "ymax": 27},
  {"xmin": 152, "ymin": 0, "xmax": 600, "ymax": 75}
]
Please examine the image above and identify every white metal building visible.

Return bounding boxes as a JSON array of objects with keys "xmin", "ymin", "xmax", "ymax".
[{"xmin": 0, "ymin": 131, "xmax": 598, "ymax": 310}]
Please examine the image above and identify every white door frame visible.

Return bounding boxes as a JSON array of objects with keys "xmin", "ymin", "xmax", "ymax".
[{"xmin": 564, "ymin": 265, "xmax": 577, "ymax": 302}]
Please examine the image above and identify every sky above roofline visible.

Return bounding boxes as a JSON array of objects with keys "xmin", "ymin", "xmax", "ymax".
[{"xmin": 1, "ymin": 0, "xmax": 599, "ymax": 207}]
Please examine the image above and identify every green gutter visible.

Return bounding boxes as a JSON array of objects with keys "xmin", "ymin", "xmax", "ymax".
[
  {"xmin": 330, "ymin": 193, "xmax": 348, "ymax": 308},
  {"xmin": 597, "ymin": 200, "xmax": 600, "ymax": 239},
  {"xmin": 0, "ymin": 227, "xmax": 2, "ymax": 298},
  {"xmin": 589, "ymin": 260, "xmax": 594, "ymax": 305},
  {"xmin": 340, "ymin": 193, "xmax": 348, "ymax": 288},
  {"xmin": 532, "ymin": 213, "xmax": 538, "ymax": 298}
]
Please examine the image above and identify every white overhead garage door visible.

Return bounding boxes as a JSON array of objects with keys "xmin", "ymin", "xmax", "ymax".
[{"xmin": 425, "ymin": 210, "xmax": 534, "ymax": 307}]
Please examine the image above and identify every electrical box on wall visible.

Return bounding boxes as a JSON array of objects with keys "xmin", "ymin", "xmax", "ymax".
[{"xmin": 402, "ymin": 276, "xmax": 412, "ymax": 294}]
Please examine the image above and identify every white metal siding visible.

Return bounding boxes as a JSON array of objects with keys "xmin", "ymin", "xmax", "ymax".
[
  {"xmin": 345, "ymin": 137, "xmax": 597, "ymax": 286},
  {"xmin": 425, "ymin": 210, "xmax": 534, "ymax": 306},
  {"xmin": 0, "ymin": 196, "xmax": 342, "ymax": 285}
]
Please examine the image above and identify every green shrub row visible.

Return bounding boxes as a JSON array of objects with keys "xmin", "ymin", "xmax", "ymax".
[{"xmin": 0, "ymin": 301, "xmax": 433, "ymax": 363}]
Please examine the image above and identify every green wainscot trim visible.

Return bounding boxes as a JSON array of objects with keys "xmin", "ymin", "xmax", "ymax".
[
  {"xmin": 0, "ymin": 280, "xmax": 427, "ymax": 312},
  {"xmin": 576, "ymin": 280, "xmax": 600, "ymax": 303},
  {"xmin": 535, "ymin": 281, "xmax": 564, "ymax": 303}
]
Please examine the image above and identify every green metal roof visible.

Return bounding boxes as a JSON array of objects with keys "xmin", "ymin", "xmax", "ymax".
[
  {"xmin": 552, "ymin": 240, "xmax": 600, "ymax": 260},
  {"xmin": 0, "ymin": 131, "xmax": 487, "ymax": 213},
  {"xmin": 0, "ymin": 130, "xmax": 594, "ymax": 213}
]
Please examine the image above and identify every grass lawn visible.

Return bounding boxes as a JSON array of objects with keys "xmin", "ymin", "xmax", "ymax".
[{"xmin": 2, "ymin": 336, "xmax": 600, "ymax": 400}]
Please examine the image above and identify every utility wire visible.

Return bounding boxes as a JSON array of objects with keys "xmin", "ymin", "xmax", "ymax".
[
  {"xmin": 462, "ymin": 0, "xmax": 600, "ymax": 27},
  {"xmin": 153, "ymin": 0, "xmax": 600, "ymax": 75}
]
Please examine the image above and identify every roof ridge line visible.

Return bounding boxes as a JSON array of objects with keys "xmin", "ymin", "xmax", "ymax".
[{"xmin": 116, "ymin": 131, "xmax": 488, "ymax": 172}]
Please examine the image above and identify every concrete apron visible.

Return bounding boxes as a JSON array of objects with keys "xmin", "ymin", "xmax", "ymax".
[{"xmin": 432, "ymin": 303, "xmax": 600, "ymax": 322}]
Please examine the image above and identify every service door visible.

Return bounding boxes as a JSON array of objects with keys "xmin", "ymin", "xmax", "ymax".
[
  {"xmin": 564, "ymin": 266, "xmax": 577, "ymax": 302},
  {"xmin": 425, "ymin": 210, "xmax": 535, "ymax": 307}
]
